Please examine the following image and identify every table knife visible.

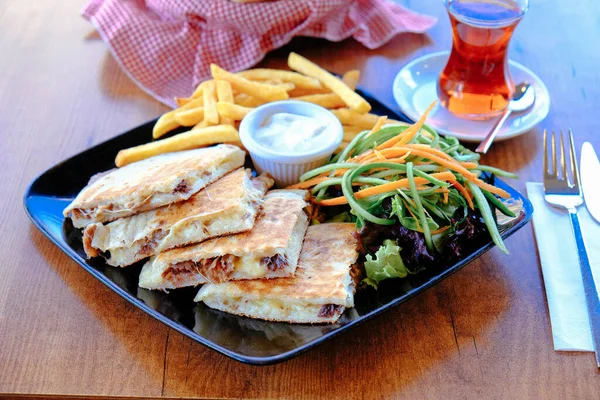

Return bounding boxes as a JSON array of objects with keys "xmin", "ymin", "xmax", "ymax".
[{"xmin": 581, "ymin": 142, "xmax": 600, "ymax": 224}]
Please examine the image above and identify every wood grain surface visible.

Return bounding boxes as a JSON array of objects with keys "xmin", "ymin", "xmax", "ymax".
[{"xmin": 1, "ymin": 0, "xmax": 600, "ymax": 398}]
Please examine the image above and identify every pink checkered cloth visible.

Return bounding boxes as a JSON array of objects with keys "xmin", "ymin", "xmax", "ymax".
[{"xmin": 82, "ymin": 0, "xmax": 436, "ymax": 107}]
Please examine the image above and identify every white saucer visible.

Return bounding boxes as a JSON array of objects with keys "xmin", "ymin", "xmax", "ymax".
[{"xmin": 392, "ymin": 51, "xmax": 550, "ymax": 143}]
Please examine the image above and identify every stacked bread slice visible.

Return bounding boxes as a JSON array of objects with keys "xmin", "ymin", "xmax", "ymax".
[{"xmin": 64, "ymin": 145, "xmax": 359, "ymax": 324}]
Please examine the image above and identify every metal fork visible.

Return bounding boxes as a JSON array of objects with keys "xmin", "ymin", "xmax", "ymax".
[{"xmin": 543, "ymin": 129, "xmax": 600, "ymax": 368}]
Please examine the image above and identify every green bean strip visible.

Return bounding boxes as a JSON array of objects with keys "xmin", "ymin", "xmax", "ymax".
[
  {"xmin": 341, "ymin": 169, "xmax": 394, "ymax": 225},
  {"xmin": 317, "ymin": 129, "xmax": 372, "ymax": 198},
  {"xmin": 338, "ymin": 129, "xmax": 371, "ymax": 162},
  {"xmin": 476, "ymin": 165, "xmax": 518, "ymax": 179},
  {"xmin": 354, "ymin": 126, "xmax": 407, "ymax": 155},
  {"xmin": 299, "ymin": 163, "xmax": 359, "ymax": 182},
  {"xmin": 363, "ymin": 164, "xmax": 446, "ymax": 185},
  {"xmin": 407, "ymin": 162, "xmax": 433, "ymax": 251},
  {"xmin": 422, "ymin": 124, "xmax": 440, "ymax": 148},
  {"xmin": 369, "ymin": 170, "xmax": 404, "ymax": 179},
  {"xmin": 411, "ymin": 168, "xmax": 450, "ymax": 187},
  {"xmin": 420, "ymin": 197, "xmax": 450, "ymax": 220},
  {"xmin": 443, "ymin": 144, "xmax": 460, "ymax": 154},
  {"xmin": 311, "ymin": 176, "xmax": 388, "ymax": 195},
  {"xmin": 454, "ymin": 154, "xmax": 481, "ymax": 162},
  {"xmin": 351, "ymin": 162, "xmax": 409, "ymax": 176},
  {"xmin": 445, "ymin": 136, "xmax": 459, "ymax": 146},
  {"xmin": 400, "ymin": 185, "xmax": 442, "ymax": 196},
  {"xmin": 466, "ymin": 181, "xmax": 508, "ymax": 254},
  {"xmin": 482, "ymin": 189, "xmax": 516, "ymax": 217},
  {"xmin": 415, "ymin": 165, "xmax": 443, "ymax": 172}
]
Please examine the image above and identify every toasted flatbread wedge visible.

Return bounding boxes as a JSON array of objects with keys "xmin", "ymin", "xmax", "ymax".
[
  {"xmin": 64, "ymin": 144, "xmax": 245, "ymax": 228},
  {"xmin": 194, "ymin": 223, "xmax": 359, "ymax": 324},
  {"xmin": 138, "ymin": 190, "xmax": 309, "ymax": 289},
  {"xmin": 82, "ymin": 169, "xmax": 274, "ymax": 267}
]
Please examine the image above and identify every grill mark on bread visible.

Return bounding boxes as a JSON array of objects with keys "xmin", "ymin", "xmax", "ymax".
[
  {"xmin": 318, "ymin": 304, "xmax": 343, "ymax": 318},
  {"xmin": 261, "ymin": 254, "xmax": 288, "ymax": 271}
]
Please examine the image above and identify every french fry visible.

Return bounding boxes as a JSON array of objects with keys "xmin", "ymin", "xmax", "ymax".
[
  {"xmin": 262, "ymin": 78, "xmax": 284, "ymax": 84},
  {"xmin": 178, "ymin": 97, "xmax": 203, "ymax": 111},
  {"xmin": 331, "ymin": 109, "xmax": 381, "ymax": 129},
  {"xmin": 152, "ymin": 110, "xmax": 180, "ymax": 139},
  {"xmin": 174, "ymin": 106, "xmax": 205, "ymax": 126},
  {"xmin": 210, "ymin": 64, "xmax": 289, "ymax": 101},
  {"xmin": 216, "ymin": 80, "xmax": 234, "ymax": 126},
  {"xmin": 191, "ymin": 81, "xmax": 205, "ymax": 98},
  {"xmin": 237, "ymin": 69, "xmax": 323, "ymax": 90},
  {"xmin": 288, "ymin": 52, "xmax": 371, "ymax": 113},
  {"xmin": 343, "ymin": 125, "xmax": 365, "ymax": 141},
  {"xmin": 288, "ymin": 87, "xmax": 332, "ymax": 97},
  {"xmin": 272, "ymin": 82, "xmax": 295, "ymax": 92},
  {"xmin": 202, "ymin": 81, "xmax": 219, "ymax": 126},
  {"xmin": 234, "ymin": 93, "xmax": 267, "ymax": 107},
  {"xmin": 175, "ymin": 97, "xmax": 193, "ymax": 107},
  {"xmin": 332, "ymin": 109, "xmax": 405, "ymax": 130},
  {"xmin": 216, "ymin": 102, "xmax": 254, "ymax": 121},
  {"xmin": 342, "ymin": 70, "xmax": 360, "ymax": 90},
  {"xmin": 193, "ymin": 120, "xmax": 209, "ymax": 130},
  {"xmin": 294, "ymin": 93, "xmax": 346, "ymax": 109},
  {"xmin": 115, "ymin": 125, "xmax": 240, "ymax": 167}
]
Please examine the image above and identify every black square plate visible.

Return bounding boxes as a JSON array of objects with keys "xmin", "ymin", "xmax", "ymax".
[{"xmin": 24, "ymin": 87, "xmax": 533, "ymax": 365}]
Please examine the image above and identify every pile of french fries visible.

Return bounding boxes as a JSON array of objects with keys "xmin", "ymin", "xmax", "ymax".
[{"xmin": 115, "ymin": 52, "xmax": 403, "ymax": 167}]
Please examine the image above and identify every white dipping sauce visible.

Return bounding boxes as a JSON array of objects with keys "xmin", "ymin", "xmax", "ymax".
[{"xmin": 253, "ymin": 113, "xmax": 331, "ymax": 153}]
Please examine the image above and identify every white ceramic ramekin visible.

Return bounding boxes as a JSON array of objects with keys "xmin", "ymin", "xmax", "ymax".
[{"xmin": 239, "ymin": 100, "xmax": 343, "ymax": 187}]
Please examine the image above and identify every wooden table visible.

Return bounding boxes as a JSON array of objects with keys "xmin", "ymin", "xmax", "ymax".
[{"xmin": 2, "ymin": 0, "xmax": 599, "ymax": 398}]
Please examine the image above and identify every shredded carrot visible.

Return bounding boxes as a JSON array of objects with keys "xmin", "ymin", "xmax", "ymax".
[
  {"xmin": 449, "ymin": 180, "xmax": 474, "ymax": 210},
  {"xmin": 367, "ymin": 116, "xmax": 387, "ymax": 136},
  {"xmin": 349, "ymin": 150, "xmax": 372, "ymax": 163},
  {"xmin": 403, "ymin": 144, "xmax": 462, "ymax": 164},
  {"xmin": 287, "ymin": 176, "xmax": 331, "ymax": 189},
  {"xmin": 474, "ymin": 179, "xmax": 511, "ymax": 198},
  {"xmin": 318, "ymin": 172, "xmax": 455, "ymax": 206},
  {"xmin": 461, "ymin": 162, "xmax": 478, "ymax": 169},
  {"xmin": 443, "ymin": 190, "xmax": 449, "ymax": 204},
  {"xmin": 384, "ymin": 157, "xmax": 408, "ymax": 164},
  {"xmin": 373, "ymin": 147, "xmax": 477, "ymax": 179},
  {"xmin": 376, "ymin": 101, "xmax": 437, "ymax": 149},
  {"xmin": 430, "ymin": 225, "xmax": 450, "ymax": 235},
  {"xmin": 373, "ymin": 149, "xmax": 386, "ymax": 161}
]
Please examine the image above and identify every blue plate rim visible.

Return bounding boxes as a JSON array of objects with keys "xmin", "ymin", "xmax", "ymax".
[{"xmin": 22, "ymin": 86, "xmax": 533, "ymax": 366}]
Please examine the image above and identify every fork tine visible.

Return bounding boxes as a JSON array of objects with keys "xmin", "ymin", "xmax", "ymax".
[
  {"xmin": 559, "ymin": 130, "xmax": 566, "ymax": 180},
  {"xmin": 543, "ymin": 129, "xmax": 548, "ymax": 176},
  {"xmin": 569, "ymin": 129, "xmax": 580, "ymax": 189},
  {"xmin": 551, "ymin": 130, "xmax": 557, "ymax": 177}
]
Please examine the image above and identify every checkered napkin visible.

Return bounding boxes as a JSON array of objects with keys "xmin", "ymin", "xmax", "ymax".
[{"xmin": 81, "ymin": 0, "xmax": 436, "ymax": 107}]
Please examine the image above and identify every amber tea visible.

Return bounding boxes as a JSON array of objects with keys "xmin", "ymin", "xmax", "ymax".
[{"xmin": 438, "ymin": 0, "xmax": 528, "ymax": 119}]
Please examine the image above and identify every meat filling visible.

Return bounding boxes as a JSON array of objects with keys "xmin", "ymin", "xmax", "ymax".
[
  {"xmin": 136, "ymin": 230, "xmax": 168, "ymax": 258},
  {"xmin": 173, "ymin": 180, "xmax": 190, "ymax": 195},
  {"xmin": 162, "ymin": 254, "xmax": 239, "ymax": 283},
  {"xmin": 318, "ymin": 304, "xmax": 344, "ymax": 318},
  {"xmin": 261, "ymin": 254, "xmax": 288, "ymax": 271}
]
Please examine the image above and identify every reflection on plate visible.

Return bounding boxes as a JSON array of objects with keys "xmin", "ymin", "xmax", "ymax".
[
  {"xmin": 192, "ymin": 305, "xmax": 360, "ymax": 357},
  {"xmin": 392, "ymin": 51, "xmax": 550, "ymax": 142}
]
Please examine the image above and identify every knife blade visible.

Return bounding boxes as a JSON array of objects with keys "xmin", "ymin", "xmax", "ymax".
[{"xmin": 581, "ymin": 141, "xmax": 600, "ymax": 223}]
